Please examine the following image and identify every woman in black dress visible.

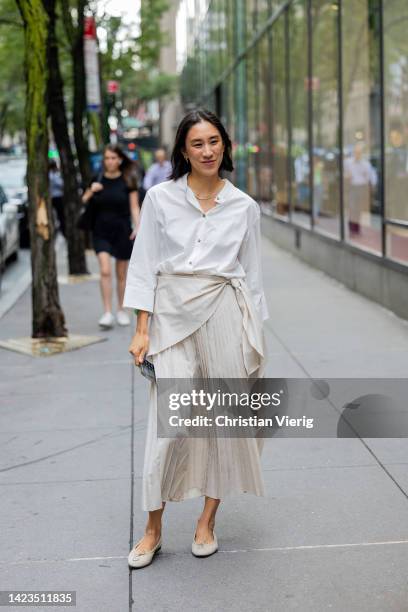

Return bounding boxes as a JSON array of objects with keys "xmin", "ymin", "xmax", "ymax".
[{"xmin": 81, "ymin": 145, "xmax": 140, "ymax": 329}]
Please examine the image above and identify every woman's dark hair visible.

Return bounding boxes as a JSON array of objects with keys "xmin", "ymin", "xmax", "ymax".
[
  {"xmin": 169, "ymin": 108, "xmax": 234, "ymax": 180},
  {"xmin": 103, "ymin": 144, "xmax": 138, "ymax": 190}
]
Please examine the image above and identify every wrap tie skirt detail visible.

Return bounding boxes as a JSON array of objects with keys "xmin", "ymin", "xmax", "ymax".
[{"xmin": 141, "ymin": 272, "xmax": 268, "ymax": 511}]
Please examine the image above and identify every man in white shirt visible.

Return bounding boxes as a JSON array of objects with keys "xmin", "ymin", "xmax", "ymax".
[{"xmin": 344, "ymin": 143, "xmax": 377, "ymax": 234}]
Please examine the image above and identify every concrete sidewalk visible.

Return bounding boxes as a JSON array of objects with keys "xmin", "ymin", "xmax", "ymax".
[{"xmin": 0, "ymin": 234, "xmax": 408, "ymax": 611}]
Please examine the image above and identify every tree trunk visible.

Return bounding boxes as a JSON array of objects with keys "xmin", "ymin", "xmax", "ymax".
[
  {"xmin": 15, "ymin": 0, "xmax": 67, "ymax": 338},
  {"xmin": 43, "ymin": 0, "xmax": 88, "ymax": 275},
  {"xmin": 72, "ymin": 0, "xmax": 91, "ymax": 189}
]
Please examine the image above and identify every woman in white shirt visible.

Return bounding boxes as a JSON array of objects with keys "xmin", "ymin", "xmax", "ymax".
[{"xmin": 124, "ymin": 108, "xmax": 269, "ymax": 568}]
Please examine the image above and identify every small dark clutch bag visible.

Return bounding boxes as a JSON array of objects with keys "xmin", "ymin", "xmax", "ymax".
[
  {"xmin": 139, "ymin": 358, "xmax": 156, "ymax": 382},
  {"xmin": 76, "ymin": 200, "xmax": 96, "ymax": 231}
]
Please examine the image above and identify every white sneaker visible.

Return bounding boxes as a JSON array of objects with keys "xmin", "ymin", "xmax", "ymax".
[
  {"xmin": 98, "ymin": 311, "xmax": 115, "ymax": 329},
  {"xmin": 116, "ymin": 309, "xmax": 130, "ymax": 326}
]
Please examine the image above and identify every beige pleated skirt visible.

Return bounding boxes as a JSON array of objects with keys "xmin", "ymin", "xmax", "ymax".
[{"xmin": 141, "ymin": 281, "xmax": 266, "ymax": 512}]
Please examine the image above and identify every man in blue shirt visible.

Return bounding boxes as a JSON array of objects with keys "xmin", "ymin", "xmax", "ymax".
[{"xmin": 143, "ymin": 148, "xmax": 172, "ymax": 191}]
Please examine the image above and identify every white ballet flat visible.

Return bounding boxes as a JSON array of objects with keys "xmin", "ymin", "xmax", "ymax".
[
  {"xmin": 192, "ymin": 531, "xmax": 218, "ymax": 558},
  {"xmin": 128, "ymin": 536, "xmax": 162, "ymax": 569}
]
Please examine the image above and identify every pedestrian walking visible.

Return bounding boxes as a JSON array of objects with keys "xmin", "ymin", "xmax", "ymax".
[
  {"xmin": 142, "ymin": 147, "xmax": 172, "ymax": 191},
  {"xmin": 344, "ymin": 143, "xmax": 377, "ymax": 234},
  {"xmin": 81, "ymin": 144, "xmax": 140, "ymax": 329},
  {"xmin": 48, "ymin": 160, "xmax": 66, "ymax": 238},
  {"xmin": 124, "ymin": 108, "xmax": 269, "ymax": 568}
]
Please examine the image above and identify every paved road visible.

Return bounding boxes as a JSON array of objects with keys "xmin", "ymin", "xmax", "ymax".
[{"xmin": 0, "ymin": 233, "xmax": 407, "ymax": 611}]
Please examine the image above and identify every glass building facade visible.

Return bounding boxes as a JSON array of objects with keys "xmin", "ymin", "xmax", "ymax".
[{"xmin": 179, "ymin": 0, "xmax": 408, "ymax": 268}]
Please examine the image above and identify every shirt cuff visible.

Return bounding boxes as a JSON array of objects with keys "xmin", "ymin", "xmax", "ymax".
[
  {"xmin": 122, "ymin": 286, "xmax": 155, "ymax": 313},
  {"xmin": 251, "ymin": 292, "xmax": 269, "ymax": 322}
]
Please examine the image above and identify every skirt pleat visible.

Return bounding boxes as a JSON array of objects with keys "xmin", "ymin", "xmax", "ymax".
[{"xmin": 142, "ymin": 282, "xmax": 266, "ymax": 511}]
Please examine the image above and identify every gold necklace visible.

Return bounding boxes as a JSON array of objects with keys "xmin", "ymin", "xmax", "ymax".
[{"xmin": 189, "ymin": 179, "xmax": 225, "ymax": 200}]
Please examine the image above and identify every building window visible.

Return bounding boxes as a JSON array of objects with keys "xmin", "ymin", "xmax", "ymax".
[
  {"xmin": 258, "ymin": 31, "xmax": 273, "ymax": 204},
  {"xmin": 342, "ymin": 0, "xmax": 382, "ymax": 253},
  {"xmin": 289, "ymin": 0, "xmax": 311, "ymax": 228},
  {"xmin": 246, "ymin": 48, "xmax": 259, "ymax": 197},
  {"xmin": 179, "ymin": 0, "xmax": 408, "ymax": 268},
  {"xmin": 311, "ymin": 0, "xmax": 341, "ymax": 238},
  {"xmin": 271, "ymin": 14, "xmax": 289, "ymax": 217},
  {"xmin": 383, "ymin": 0, "xmax": 408, "ymax": 265}
]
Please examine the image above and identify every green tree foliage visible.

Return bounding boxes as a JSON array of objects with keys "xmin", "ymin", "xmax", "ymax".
[
  {"xmin": 0, "ymin": 0, "xmax": 25, "ymax": 141},
  {"xmin": 98, "ymin": 0, "xmax": 178, "ymax": 113},
  {"xmin": 138, "ymin": 0, "xmax": 170, "ymax": 65}
]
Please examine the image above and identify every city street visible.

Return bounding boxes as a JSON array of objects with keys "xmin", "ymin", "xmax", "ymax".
[
  {"xmin": 0, "ymin": 232, "xmax": 408, "ymax": 611},
  {"xmin": 1, "ymin": 0, "xmax": 407, "ymax": 609}
]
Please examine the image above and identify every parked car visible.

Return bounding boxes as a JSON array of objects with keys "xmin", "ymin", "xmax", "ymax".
[
  {"xmin": 0, "ymin": 157, "xmax": 29, "ymax": 247},
  {"xmin": 0, "ymin": 183, "xmax": 19, "ymax": 272},
  {"xmin": 6, "ymin": 185, "xmax": 29, "ymax": 247}
]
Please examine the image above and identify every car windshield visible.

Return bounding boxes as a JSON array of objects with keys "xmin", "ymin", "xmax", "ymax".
[{"xmin": 0, "ymin": 157, "xmax": 27, "ymax": 192}]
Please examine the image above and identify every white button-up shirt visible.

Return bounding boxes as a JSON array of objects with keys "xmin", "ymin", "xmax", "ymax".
[{"xmin": 123, "ymin": 172, "xmax": 269, "ymax": 322}]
